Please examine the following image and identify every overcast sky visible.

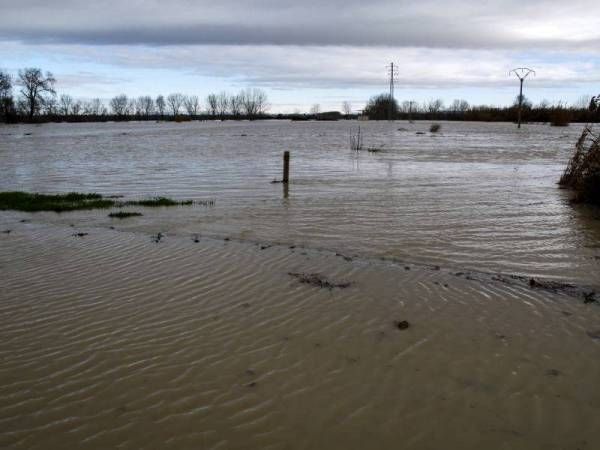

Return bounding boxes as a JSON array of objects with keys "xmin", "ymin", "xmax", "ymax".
[{"xmin": 1, "ymin": 0, "xmax": 599, "ymax": 112}]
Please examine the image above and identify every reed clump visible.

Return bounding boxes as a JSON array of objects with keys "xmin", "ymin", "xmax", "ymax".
[
  {"xmin": 559, "ymin": 126, "xmax": 600, "ymax": 204},
  {"xmin": 430, "ymin": 123, "xmax": 441, "ymax": 133},
  {"xmin": 350, "ymin": 126, "xmax": 363, "ymax": 151}
]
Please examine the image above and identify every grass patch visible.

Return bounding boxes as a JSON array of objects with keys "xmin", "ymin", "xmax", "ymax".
[
  {"xmin": 430, "ymin": 123, "xmax": 441, "ymax": 133},
  {"xmin": 0, "ymin": 191, "xmax": 205, "ymax": 212},
  {"xmin": 108, "ymin": 211, "xmax": 143, "ymax": 219},
  {"xmin": 125, "ymin": 197, "xmax": 194, "ymax": 207},
  {"xmin": 0, "ymin": 191, "xmax": 114, "ymax": 212}
]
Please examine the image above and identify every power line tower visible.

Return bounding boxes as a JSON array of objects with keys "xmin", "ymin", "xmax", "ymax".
[
  {"xmin": 387, "ymin": 62, "xmax": 398, "ymax": 121},
  {"xmin": 509, "ymin": 67, "xmax": 535, "ymax": 129}
]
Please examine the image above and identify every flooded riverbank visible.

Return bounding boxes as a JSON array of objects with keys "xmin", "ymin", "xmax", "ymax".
[
  {"xmin": 1, "ymin": 120, "xmax": 600, "ymax": 449},
  {"xmin": 1, "ymin": 120, "xmax": 599, "ymax": 284}
]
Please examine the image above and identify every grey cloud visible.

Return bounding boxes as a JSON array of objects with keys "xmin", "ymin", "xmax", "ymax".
[{"xmin": 1, "ymin": 0, "xmax": 599, "ymax": 49}]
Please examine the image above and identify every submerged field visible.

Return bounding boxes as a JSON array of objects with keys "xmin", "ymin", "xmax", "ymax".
[{"xmin": 1, "ymin": 120, "xmax": 600, "ymax": 449}]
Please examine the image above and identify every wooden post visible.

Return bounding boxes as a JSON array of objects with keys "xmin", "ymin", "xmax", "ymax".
[{"xmin": 283, "ymin": 151, "xmax": 290, "ymax": 184}]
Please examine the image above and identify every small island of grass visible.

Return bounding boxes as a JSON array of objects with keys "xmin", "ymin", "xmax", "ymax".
[{"xmin": 0, "ymin": 191, "xmax": 207, "ymax": 213}]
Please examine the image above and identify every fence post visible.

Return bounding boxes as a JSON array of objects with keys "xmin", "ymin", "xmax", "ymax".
[{"xmin": 283, "ymin": 151, "xmax": 290, "ymax": 184}]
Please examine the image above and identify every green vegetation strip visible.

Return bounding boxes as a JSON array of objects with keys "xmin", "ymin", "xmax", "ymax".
[
  {"xmin": 0, "ymin": 192, "xmax": 208, "ymax": 213},
  {"xmin": 0, "ymin": 192, "xmax": 114, "ymax": 212}
]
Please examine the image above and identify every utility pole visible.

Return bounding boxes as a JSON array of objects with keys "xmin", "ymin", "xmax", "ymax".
[
  {"xmin": 509, "ymin": 67, "xmax": 535, "ymax": 128},
  {"xmin": 387, "ymin": 62, "xmax": 398, "ymax": 121}
]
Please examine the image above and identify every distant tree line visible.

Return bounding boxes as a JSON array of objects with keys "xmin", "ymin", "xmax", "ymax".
[
  {"xmin": 361, "ymin": 93, "xmax": 600, "ymax": 124},
  {"xmin": 2, "ymin": 67, "xmax": 599, "ymax": 125},
  {"xmin": 0, "ymin": 67, "xmax": 270, "ymax": 123}
]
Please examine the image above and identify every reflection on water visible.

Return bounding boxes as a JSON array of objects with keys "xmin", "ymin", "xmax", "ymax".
[{"xmin": 1, "ymin": 120, "xmax": 598, "ymax": 284}]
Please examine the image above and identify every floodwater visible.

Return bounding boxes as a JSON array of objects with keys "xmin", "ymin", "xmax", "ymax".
[{"xmin": 1, "ymin": 120, "xmax": 600, "ymax": 449}]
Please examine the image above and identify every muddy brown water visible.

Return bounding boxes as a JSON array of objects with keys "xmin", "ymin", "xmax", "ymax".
[{"xmin": 1, "ymin": 120, "xmax": 600, "ymax": 449}]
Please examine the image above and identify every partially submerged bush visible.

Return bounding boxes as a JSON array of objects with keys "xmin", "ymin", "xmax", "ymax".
[
  {"xmin": 430, "ymin": 123, "xmax": 441, "ymax": 132},
  {"xmin": 560, "ymin": 126, "xmax": 600, "ymax": 205}
]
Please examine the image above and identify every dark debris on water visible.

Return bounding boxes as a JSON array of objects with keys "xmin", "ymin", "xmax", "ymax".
[
  {"xmin": 288, "ymin": 272, "xmax": 351, "ymax": 290},
  {"xmin": 395, "ymin": 320, "xmax": 410, "ymax": 330}
]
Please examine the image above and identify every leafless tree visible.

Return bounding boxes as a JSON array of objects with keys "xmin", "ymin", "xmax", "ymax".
[
  {"xmin": 342, "ymin": 101, "xmax": 352, "ymax": 117},
  {"xmin": 573, "ymin": 95, "xmax": 592, "ymax": 110},
  {"xmin": 167, "ymin": 93, "xmax": 185, "ymax": 116},
  {"xmin": 83, "ymin": 98, "xmax": 103, "ymax": 115},
  {"xmin": 240, "ymin": 88, "xmax": 268, "ymax": 118},
  {"xmin": 110, "ymin": 94, "xmax": 129, "ymax": 117},
  {"xmin": 59, "ymin": 94, "xmax": 73, "ymax": 115},
  {"xmin": 72, "ymin": 100, "xmax": 82, "ymax": 116},
  {"xmin": 136, "ymin": 96, "xmax": 154, "ymax": 118},
  {"xmin": 42, "ymin": 95, "xmax": 58, "ymax": 115},
  {"xmin": 156, "ymin": 95, "xmax": 166, "ymax": 118},
  {"xmin": 18, "ymin": 68, "xmax": 56, "ymax": 119},
  {"xmin": 0, "ymin": 70, "xmax": 14, "ymax": 121},
  {"xmin": 184, "ymin": 95, "xmax": 200, "ymax": 117},
  {"xmin": 206, "ymin": 94, "xmax": 218, "ymax": 116},
  {"xmin": 216, "ymin": 92, "xmax": 229, "ymax": 118},
  {"xmin": 426, "ymin": 98, "xmax": 444, "ymax": 114},
  {"xmin": 127, "ymin": 98, "xmax": 136, "ymax": 116},
  {"xmin": 450, "ymin": 99, "xmax": 469, "ymax": 113},
  {"xmin": 310, "ymin": 104, "xmax": 321, "ymax": 115},
  {"xmin": 230, "ymin": 93, "xmax": 243, "ymax": 116}
]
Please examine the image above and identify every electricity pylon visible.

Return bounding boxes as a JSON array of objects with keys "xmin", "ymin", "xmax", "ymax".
[
  {"xmin": 387, "ymin": 62, "xmax": 398, "ymax": 121},
  {"xmin": 509, "ymin": 67, "xmax": 535, "ymax": 128}
]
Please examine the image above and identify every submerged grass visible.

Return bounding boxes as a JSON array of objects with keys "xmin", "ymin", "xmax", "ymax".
[
  {"xmin": 0, "ymin": 191, "xmax": 114, "ymax": 212},
  {"xmin": 126, "ymin": 197, "xmax": 193, "ymax": 207},
  {"xmin": 0, "ymin": 191, "xmax": 210, "ymax": 212},
  {"xmin": 108, "ymin": 211, "xmax": 143, "ymax": 219}
]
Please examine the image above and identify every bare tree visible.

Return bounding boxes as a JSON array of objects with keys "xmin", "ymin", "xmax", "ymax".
[
  {"xmin": 0, "ymin": 70, "xmax": 14, "ymax": 121},
  {"xmin": 240, "ymin": 88, "xmax": 268, "ymax": 118},
  {"xmin": 59, "ymin": 94, "xmax": 73, "ymax": 115},
  {"xmin": 184, "ymin": 95, "xmax": 200, "ymax": 117},
  {"xmin": 573, "ymin": 95, "xmax": 592, "ymax": 110},
  {"xmin": 310, "ymin": 104, "xmax": 321, "ymax": 116},
  {"xmin": 230, "ymin": 93, "xmax": 243, "ymax": 116},
  {"xmin": 42, "ymin": 95, "xmax": 58, "ymax": 115},
  {"xmin": 342, "ymin": 101, "xmax": 352, "ymax": 118},
  {"xmin": 18, "ymin": 68, "xmax": 56, "ymax": 119},
  {"xmin": 72, "ymin": 100, "xmax": 82, "ymax": 116},
  {"xmin": 426, "ymin": 98, "xmax": 444, "ymax": 114},
  {"xmin": 217, "ymin": 91, "xmax": 229, "ymax": 118},
  {"xmin": 0, "ymin": 70, "xmax": 11, "ymax": 100},
  {"xmin": 167, "ymin": 93, "xmax": 184, "ymax": 116},
  {"xmin": 206, "ymin": 93, "xmax": 218, "ymax": 116},
  {"xmin": 156, "ymin": 95, "xmax": 166, "ymax": 118},
  {"xmin": 450, "ymin": 99, "xmax": 470, "ymax": 113},
  {"xmin": 83, "ymin": 98, "xmax": 103, "ymax": 115},
  {"xmin": 137, "ymin": 96, "xmax": 154, "ymax": 118},
  {"xmin": 110, "ymin": 94, "xmax": 129, "ymax": 117},
  {"xmin": 127, "ymin": 98, "xmax": 136, "ymax": 116}
]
